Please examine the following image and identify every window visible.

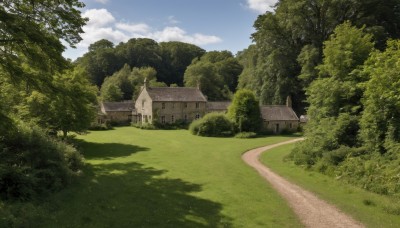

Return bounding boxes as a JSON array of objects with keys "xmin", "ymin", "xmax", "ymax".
[
  {"xmin": 142, "ymin": 100, "xmax": 145, "ymax": 109},
  {"xmin": 162, "ymin": 103, "xmax": 165, "ymax": 109},
  {"xmin": 184, "ymin": 103, "xmax": 187, "ymax": 108},
  {"xmin": 195, "ymin": 114, "xmax": 200, "ymax": 120},
  {"xmin": 161, "ymin": 116, "xmax": 165, "ymax": 124},
  {"xmin": 289, "ymin": 123, "xmax": 293, "ymax": 129},
  {"xmin": 171, "ymin": 115, "xmax": 175, "ymax": 123},
  {"xmin": 196, "ymin": 102, "xmax": 199, "ymax": 108}
]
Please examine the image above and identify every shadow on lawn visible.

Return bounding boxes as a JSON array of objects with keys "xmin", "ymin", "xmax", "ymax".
[
  {"xmin": 42, "ymin": 143, "xmax": 232, "ymax": 227},
  {"xmin": 78, "ymin": 141, "xmax": 149, "ymax": 159}
]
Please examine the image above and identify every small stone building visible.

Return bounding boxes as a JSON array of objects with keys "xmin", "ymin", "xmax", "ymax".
[
  {"xmin": 260, "ymin": 97, "xmax": 299, "ymax": 133},
  {"xmin": 134, "ymin": 80, "xmax": 207, "ymax": 124},
  {"xmin": 99, "ymin": 101, "xmax": 134, "ymax": 124}
]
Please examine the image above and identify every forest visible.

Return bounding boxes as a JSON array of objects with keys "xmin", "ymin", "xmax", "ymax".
[{"xmin": 1, "ymin": 0, "xmax": 400, "ymax": 209}]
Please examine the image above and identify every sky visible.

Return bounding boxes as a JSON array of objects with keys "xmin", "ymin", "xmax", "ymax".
[{"xmin": 63, "ymin": 0, "xmax": 278, "ymax": 60}]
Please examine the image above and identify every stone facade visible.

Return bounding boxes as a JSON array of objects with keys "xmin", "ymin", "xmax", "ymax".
[
  {"xmin": 134, "ymin": 81, "xmax": 207, "ymax": 124},
  {"xmin": 99, "ymin": 101, "xmax": 134, "ymax": 124}
]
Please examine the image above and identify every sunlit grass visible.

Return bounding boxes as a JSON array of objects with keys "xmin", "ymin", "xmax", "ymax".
[{"xmin": 35, "ymin": 127, "xmax": 303, "ymax": 227}]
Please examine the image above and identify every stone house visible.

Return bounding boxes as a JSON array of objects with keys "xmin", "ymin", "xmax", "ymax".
[
  {"xmin": 133, "ymin": 80, "xmax": 207, "ymax": 124},
  {"xmin": 260, "ymin": 97, "xmax": 299, "ymax": 133},
  {"xmin": 98, "ymin": 101, "xmax": 134, "ymax": 124}
]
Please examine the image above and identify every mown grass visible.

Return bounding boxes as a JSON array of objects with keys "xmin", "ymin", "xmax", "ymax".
[
  {"xmin": 7, "ymin": 127, "xmax": 303, "ymax": 227},
  {"xmin": 260, "ymin": 143, "xmax": 400, "ymax": 228}
]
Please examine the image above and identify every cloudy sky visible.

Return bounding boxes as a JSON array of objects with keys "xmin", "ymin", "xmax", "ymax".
[{"xmin": 63, "ymin": 0, "xmax": 278, "ymax": 60}]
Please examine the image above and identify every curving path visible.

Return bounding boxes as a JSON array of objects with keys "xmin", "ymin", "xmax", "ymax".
[{"xmin": 242, "ymin": 138, "xmax": 364, "ymax": 228}]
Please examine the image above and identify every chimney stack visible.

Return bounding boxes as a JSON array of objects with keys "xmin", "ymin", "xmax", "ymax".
[
  {"xmin": 286, "ymin": 96, "xmax": 292, "ymax": 108},
  {"xmin": 144, "ymin": 77, "xmax": 149, "ymax": 89}
]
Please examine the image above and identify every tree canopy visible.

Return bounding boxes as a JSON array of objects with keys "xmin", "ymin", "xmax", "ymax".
[{"xmin": 227, "ymin": 89, "xmax": 261, "ymax": 132}]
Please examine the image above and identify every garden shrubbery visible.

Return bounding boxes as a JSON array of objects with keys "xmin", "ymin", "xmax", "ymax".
[
  {"xmin": 189, "ymin": 113, "xmax": 235, "ymax": 137},
  {"xmin": 0, "ymin": 121, "xmax": 84, "ymax": 200}
]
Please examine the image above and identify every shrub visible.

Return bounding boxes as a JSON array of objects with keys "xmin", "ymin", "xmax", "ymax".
[
  {"xmin": 234, "ymin": 132, "xmax": 257, "ymax": 139},
  {"xmin": 189, "ymin": 113, "xmax": 234, "ymax": 137},
  {"xmin": 0, "ymin": 121, "xmax": 84, "ymax": 200},
  {"xmin": 89, "ymin": 122, "xmax": 112, "ymax": 130}
]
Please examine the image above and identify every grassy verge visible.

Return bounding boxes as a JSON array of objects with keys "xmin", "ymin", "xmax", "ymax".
[
  {"xmin": 3, "ymin": 127, "xmax": 304, "ymax": 227},
  {"xmin": 260, "ymin": 143, "xmax": 400, "ymax": 228}
]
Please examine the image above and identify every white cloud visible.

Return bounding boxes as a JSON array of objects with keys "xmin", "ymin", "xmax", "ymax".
[
  {"xmin": 116, "ymin": 22, "xmax": 151, "ymax": 34},
  {"xmin": 72, "ymin": 8, "xmax": 222, "ymax": 56},
  {"xmin": 246, "ymin": 0, "xmax": 278, "ymax": 13},
  {"xmin": 151, "ymin": 27, "xmax": 221, "ymax": 45},
  {"xmin": 83, "ymin": 8, "xmax": 115, "ymax": 27},
  {"xmin": 167, "ymin": 16, "xmax": 180, "ymax": 25},
  {"xmin": 93, "ymin": 0, "xmax": 109, "ymax": 4}
]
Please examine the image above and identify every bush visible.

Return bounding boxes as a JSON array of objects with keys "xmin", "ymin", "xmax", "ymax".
[
  {"xmin": 0, "ymin": 121, "xmax": 84, "ymax": 200},
  {"xmin": 189, "ymin": 113, "xmax": 235, "ymax": 137},
  {"xmin": 234, "ymin": 132, "xmax": 257, "ymax": 139},
  {"xmin": 89, "ymin": 122, "xmax": 112, "ymax": 130}
]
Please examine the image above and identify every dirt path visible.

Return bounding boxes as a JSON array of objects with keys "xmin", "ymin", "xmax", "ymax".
[{"xmin": 242, "ymin": 138, "xmax": 364, "ymax": 228}]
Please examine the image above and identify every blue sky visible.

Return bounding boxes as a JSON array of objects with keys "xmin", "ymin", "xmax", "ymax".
[{"xmin": 63, "ymin": 0, "xmax": 278, "ymax": 60}]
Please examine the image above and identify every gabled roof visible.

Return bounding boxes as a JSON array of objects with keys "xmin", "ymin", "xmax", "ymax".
[
  {"xmin": 260, "ymin": 105, "xmax": 299, "ymax": 121},
  {"xmin": 146, "ymin": 87, "xmax": 207, "ymax": 102},
  {"xmin": 101, "ymin": 101, "xmax": 134, "ymax": 112},
  {"xmin": 207, "ymin": 101, "xmax": 231, "ymax": 111}
]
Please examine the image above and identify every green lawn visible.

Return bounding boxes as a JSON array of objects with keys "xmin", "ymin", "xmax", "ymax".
[
  {"xmin": 35, "ymin": 127, "xmax": 303, "ymax": 227},
  {"xmin": 260, "ymin": 143, "xmax": 400, "ymax": 228}
]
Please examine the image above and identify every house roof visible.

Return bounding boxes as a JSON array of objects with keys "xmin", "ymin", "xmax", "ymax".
[
  {"xmin": 260, "ymin": 105, "xmax": 299, "ymax": 121},
  {"xmin": 207, "ymin": 101, "xmax": 231, "ymax": 111},
  {"xmin": 101, "ymin": 101, "xmax": 134, "ymax": 112},
  {"xmin": 146, "ymin": 87, "xmax": 207, "ymax": 102}
]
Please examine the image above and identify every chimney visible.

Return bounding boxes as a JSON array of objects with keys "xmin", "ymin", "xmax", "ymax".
[
  {"xmin": 144, "ymin": 77, "xmax": 149, "ymax": 89},
  {"xmin": 196, "ymin": 80, "xmax": 201, "ymax": 90},
  {"xmin": 286, "ymin": 96, "xmax": 292, "ymax": 108}
]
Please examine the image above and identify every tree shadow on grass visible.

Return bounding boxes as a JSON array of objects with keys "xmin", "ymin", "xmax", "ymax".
[
  {"xmin": 40, "ymin": 142, "xmax": 232, "ymax": 227},
  {"xmin": 78, "ymin": 141, "xmax": 149, "ymax": 159}
]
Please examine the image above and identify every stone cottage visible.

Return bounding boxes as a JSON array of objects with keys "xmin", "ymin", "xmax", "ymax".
[
  {"xmin": 260, "ymin": 97, "xmax": 299, "ymax": 133},
  {"xmin": 98, "ymin": 101, "xmax": 134, "ymax": 124},
  {"xmin": 133, "ymin": 79, "xmax": 207, "ymax": 124}
]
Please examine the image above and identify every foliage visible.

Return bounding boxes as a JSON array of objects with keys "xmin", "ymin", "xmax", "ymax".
[
  {"xmin": 0, "ymin": 0, "xmax": 86, "ymax": 86},
  {"xmin": 189, "ymin": 113, "xmax": 234, "ymax": 137},
  {"xmin": 184, "ymin": 51, "xmax": 242, "ymax": 101},
  {"xmin": 18, "ymin": 68, "xmax": 98, "ymax": 138},
  {"xmin": 291, "ymin": 23, "xmax": 400, "ymax": 196},
  {"xmin": 360, "ymin": 40, "xmax": 400, "ymax": 153},
  {"xmin": 234, "ymin": 132, "xmax": 257, "ymax": 139},
  {"xmin": 227, "ymin": 89, "xmax": 262, "ymax": 132},
  {"xmin": 239, "ymin": 0, "xmax": 400, "ymax": 113},
  {"xmin": 0, "ymin": 121, "xmax": 84, "ymax": 200}
]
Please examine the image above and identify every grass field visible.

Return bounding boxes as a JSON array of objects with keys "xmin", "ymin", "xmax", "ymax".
[
  {"xmin": 260, "ymin": 143, "xmax": 400, "ymax": 228},
  {"xmin": 30, "ymin": 127, "xmax": 303, "ymax": 227}
]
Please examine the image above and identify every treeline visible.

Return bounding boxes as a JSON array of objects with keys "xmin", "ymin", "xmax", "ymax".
[
  {"xmin": 76, "ymin": 39, "xmax": 243, "ymax": 101},
  {"xmin": 0, "ymin": 0, "xmax": 93, "ymax": 203},
  {"xmin": 237, "ymin": 0, "xmax": 400, "ymax": 114},
  {"xmin": 241, "ymin": 0, "xmax": 400, "ymax": 196}
]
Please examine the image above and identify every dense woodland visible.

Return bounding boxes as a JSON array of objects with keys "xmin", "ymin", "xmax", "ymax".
[{"xmin": 1, "ymin": 0, "xmax": 400, "ymax": 218}]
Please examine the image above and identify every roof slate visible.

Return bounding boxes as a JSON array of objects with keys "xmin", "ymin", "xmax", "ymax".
[
  {"xmin": 260, "ymin": 105, "xmax": 299, "ymax": 121},
  {"xmin": 102, "ymin": 101, "xmax": 134, "ymax": 112},
  {"xmin": 146, "ymin": 87, "xmax": 207, "ymax": 102}
]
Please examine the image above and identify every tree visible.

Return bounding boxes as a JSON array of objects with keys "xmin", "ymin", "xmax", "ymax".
[
  {"xmin": 184, "ymin": 51, "xmax": 242, "ymax": 101},
  {"xmin": 21, "ymin": 68, "xmax": 98, "ymax": 138},
  {"xmin": 159, "ymin": 41, "xmax": 205, "ymax": 86},
  {"xmin": 227, "ymin": 89, "xmax": 262, "ymax": 132},
  {"xmin": 307, "ymin": 22, "xmax": 374, "ymax": 119},
  {"xmin": 360, "ymin": 40, "xmax": 400, "ymax": 153},
  {"xmin": 0, "ymin": 0, "xmax": 86, "ymax": 85}
]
